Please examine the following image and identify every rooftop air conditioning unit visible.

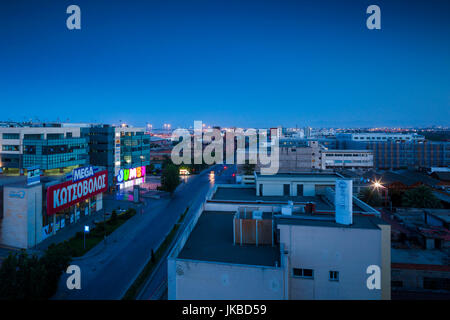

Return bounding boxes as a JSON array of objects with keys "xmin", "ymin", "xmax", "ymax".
[
  {"xmin": 281, "ymin": 206, "xmax": 292, "ymax": 216},
  {"xmin": 252, "ymin": 210, "xmax": 263, "ymax": 220}
]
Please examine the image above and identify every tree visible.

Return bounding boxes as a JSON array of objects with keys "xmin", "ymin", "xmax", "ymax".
[
  {"xmin": 147, "ymin": 163, "xmax": 155, "ymax": 174},
  {"xmin": 161, "ymin": 156, "xmax": 172, "ymax": 170},
  {"xmin": 389, "ymin": 189, "xmax": 404, "ymax": 207},
  {"xmin": 358, "ymin": 187, "xmax": 382, "ymax": 207},
  {"xmin": 0, "ymin": 243, "xmax": 72, "ymax": 300},
  {"xmin": 40, "ymin": 244, "xmax": 72, "ymax": 297},
  {"xmin": 402, "ymin": 185, "xmax": 442, "ymax": 208},
  {"xmin": 160, "ymin": 164, "xmax": 180, "ymax": 194}
]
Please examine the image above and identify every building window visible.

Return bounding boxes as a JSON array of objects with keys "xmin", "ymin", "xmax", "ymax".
[
  {"xmin": 293, "ymin": 268, "xmax": 314, "ymax": 279},
  {"xmin": 2, "ymin": 133, "xmax": 20, "ymax": 139},
  {"xmin": 283, "ymin": 184, "xmax": 290, "ymax": 196},
  {"xmin": 297, "ymin": 184, "xmax": 303, "ymax": 196},
  {"xmin": 2, "ymin": 145, "xmax": 19, "ymax": 151},
  {"xmin": 329, "ymin": 271, "xmax": 339, "ymax": 281}
]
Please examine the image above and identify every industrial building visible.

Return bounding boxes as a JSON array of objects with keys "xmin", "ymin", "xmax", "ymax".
[
  {"xmin": 336, "ymin": 133, "xmax": 449, "ymax": 169},
  {"xmin": 256, "ymin": 139, "xmax": 374, "ymax": 173},
  {"xmin": 168, "ymin": 173, "xmax": 390, "ymax": 300},
  {"xmin": 320, "ymin": 149, "xmax": 374, "ymax": 170}
]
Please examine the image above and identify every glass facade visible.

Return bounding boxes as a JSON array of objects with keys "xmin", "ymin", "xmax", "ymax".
[
  {"xmin": 22, "ymin": 137, "xmax": 89, "ymax": 170},
  {"xmin": 339, "ymin": 139, "xmax": 450, "ymax": 169},
  {"xmin": 82, "ymin": 125, "xmax": 150, "ymax": 187}
]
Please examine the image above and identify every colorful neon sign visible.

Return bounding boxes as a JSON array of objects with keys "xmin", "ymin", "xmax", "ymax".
[{"xmin": 116, "ymin": 166, "xmax": 146, "ymax": 183}]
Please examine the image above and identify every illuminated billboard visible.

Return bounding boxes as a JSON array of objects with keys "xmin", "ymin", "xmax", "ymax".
[
  {"xmin": 116, "ymin": 166, "xmax": 146, "ymax": 183},
  {"xmin": 46, "ymin": 170, "xmax": 108, "ymax": 215}
]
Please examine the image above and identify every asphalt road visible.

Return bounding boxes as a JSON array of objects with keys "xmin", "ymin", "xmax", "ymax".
[
  {"xmin": 53, "ymin": 165, "xmax": 225, "ymax": 300},
  {"xmin": 137, "ymin": 164, "xmax": 237, "ymax": 300}
]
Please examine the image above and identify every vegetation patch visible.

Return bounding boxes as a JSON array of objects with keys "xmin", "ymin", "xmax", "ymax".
[{"xmin": 0, "ymin": 208, "xmax": 137, "ymax": 299}]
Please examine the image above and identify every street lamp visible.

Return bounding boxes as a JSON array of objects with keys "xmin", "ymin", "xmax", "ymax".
[
  {"xmin": 372, "ymin": 179, "xmax": 388, "ymax": 208},
  {"xmin": 84, "ymin": 225, "xmax": 90, "ymax": 249}
]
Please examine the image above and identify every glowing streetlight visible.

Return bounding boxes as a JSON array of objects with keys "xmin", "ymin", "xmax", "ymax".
[
  {"xmin": 371, "ymin": 179, "xmax": 388, "ymax": 208},
  {"xmin": 372, "ymin": 181, "xmax": 383, "ymax": 189}
]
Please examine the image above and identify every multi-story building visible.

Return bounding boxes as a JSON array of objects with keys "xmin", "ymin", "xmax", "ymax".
[
  {"xmin": 337, "ymin": 132, "xmax": 425, "ymax": 143},
  {"xmin": 258, "ymin": 139, "xmax": 373, "ymax": 173},
  {"xmin": 82, "ymin": 124, "xmax": 150, "ymax": 189},
  {"xmin": 321, "ymin": 149, "xmax": 374, "ymax": 170},
  {"xmin": 257, "ymin": 140, "xmax": 322, "ymax": 173},
  {"xmin": 336, "ymin": 133, "xmax": 449, "ymax": 169},
  {"xmin": 0, "ymin": 123, "xmax": 89, "ymax": 174},
  {"xmin": 304, "ymin": 126, "xmax": 312, "ymax": 138},
  {"xmin": 168, "ymin": 173, "xmax": 390, "ymax": 300}
]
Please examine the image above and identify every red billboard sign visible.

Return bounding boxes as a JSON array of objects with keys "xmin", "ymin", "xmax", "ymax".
[{"xmin": 46, "ymin": 170, "xmax": 108, "ymax": 215}]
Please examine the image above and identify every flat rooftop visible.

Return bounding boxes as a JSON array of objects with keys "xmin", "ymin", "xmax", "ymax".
[
  {"xmin": 256, "ymin": 172, "xmax": 342, "ymax": 179},
  {"xmin": 212, "ymin": 187, "xmax": 332, "ymax": 210},
  {"xmin": 177, "ymin": 211, "xmax": 280, "ymax": 267},
  {"xmin": 211, "ymin": 187, "xmax": 367, "ymax": 212},
  {"xmin": 276, "ymin": 213, "xmax": 386, "ymax": 230},
  {"xmin": 392, "ymin": 248, "xmax": 449, "ymax": 266},
  {"xmin": 0, "ymin": 175, "xmax": 62, "ymax": 188}
]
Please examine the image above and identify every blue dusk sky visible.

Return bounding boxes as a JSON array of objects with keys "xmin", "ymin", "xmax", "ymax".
[{"xmin": 0, "ymin": 0, "xmax": 449, "ymax": 128}]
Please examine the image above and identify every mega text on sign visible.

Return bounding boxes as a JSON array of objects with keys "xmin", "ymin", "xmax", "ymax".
[
  {"xmin": 72, "ymin": 166, "xmax": 95, "ymax": 182},
  {"xmin": 46, "ymin": 170, "xmax": 108, "ymax": 215}
]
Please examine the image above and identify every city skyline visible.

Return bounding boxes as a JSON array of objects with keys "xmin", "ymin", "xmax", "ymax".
[{"xmin": 1, "ymin": 0, "xmax": 449, "ymax": 128}]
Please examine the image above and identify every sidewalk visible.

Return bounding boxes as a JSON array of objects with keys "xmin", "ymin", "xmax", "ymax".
[
  {"xmin": 29, "ymin": 195, "xmax": 143, "ymax": 257},
  {"xmin": 52, "ymin": 195, "xmax": 171, "ymax": 299}
]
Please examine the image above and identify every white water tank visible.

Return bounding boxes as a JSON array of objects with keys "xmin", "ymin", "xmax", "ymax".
[{"xmin": 335, "ymin": 179, "xmax": 352, "ymax": 225}]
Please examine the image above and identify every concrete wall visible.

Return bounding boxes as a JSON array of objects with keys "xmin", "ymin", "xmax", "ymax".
[
  {"xmin": 261, "ymin": 183, "xmax": 284, "ymax": 196},
  {"xmin": 379, "ymin": 224, "xmax": 391, "ymax": 300},
  {"xmin": 278, "ymin": 224, "xmax": 382, "ymax": 300},
  {"xmin": 260, "ymin": 181, "xmax": 333, "ymax": 197},
  {"xmin": 171, "ymin": 259, "xmax": 285, "ymax": 300},
  {"xmin": 0, "ymin": 184, "xmax": 42, "ymax": 248},
  {"xmin": 256, "ymin": 175, "xmax": 340, "ymax": 197}
]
